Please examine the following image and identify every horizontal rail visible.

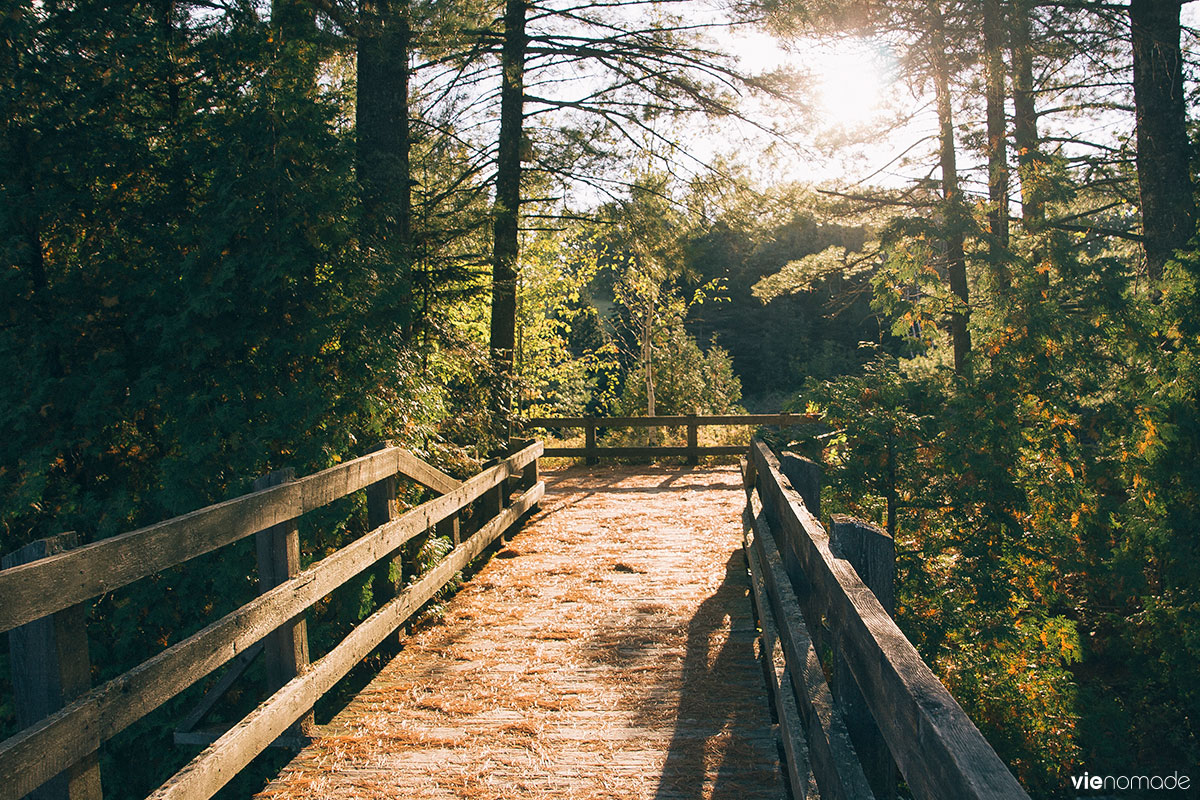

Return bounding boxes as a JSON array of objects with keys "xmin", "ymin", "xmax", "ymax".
[
  {"xmin": 749, "ymin": 439, "xmax": 1029, "ymax": 800},
  {"xmin": 148, "ymin": 482, "xmax": 544, "ymax": 800},
  {"xmin": 0, "ymin": 443, "xmax": 542, "ymax": 800},
  {"xmin": 0, "ymin": 448, "xmax": 457, "ymax": 634},
  {"xmin": 524, "ymin": 413, "xmax": 817, "ymax": 428},
  {"xmin": 544, "ymin": 445, "xmax": 746, "ymax": 458}
]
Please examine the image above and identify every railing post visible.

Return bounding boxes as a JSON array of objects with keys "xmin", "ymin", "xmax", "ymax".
[
  {"xmin": 3, "ymin": 533, "xmax": 103, "ymax": 800},
  {"xmin": 687, "ymin": 411, "xmax": 699, "ymax": 466},
  {"xmin": 585, "ymin": 416, "xmax": 599, "ymax": 465},
  {"xmin": 779, "ymin": 450, "xmax": 821, "ymax": 521},
  {"xmin": 253, "ymin": 468, "xmax": 313, "ymax": 735},
  {"xmin": 831, "ymin": 515, "xmax": 897, "ymax": 800}
]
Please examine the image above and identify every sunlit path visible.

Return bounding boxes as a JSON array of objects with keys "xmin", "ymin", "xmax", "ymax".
[{"xmin": 259, "ymin": 466, "xmax": 784, "ymax": 800}]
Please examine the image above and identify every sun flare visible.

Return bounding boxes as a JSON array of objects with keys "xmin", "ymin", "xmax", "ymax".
[{"xmin": 809, "ymin": 46, "xmax": 891, "ymax": 128}]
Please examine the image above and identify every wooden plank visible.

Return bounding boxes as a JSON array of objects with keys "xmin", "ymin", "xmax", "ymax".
[
  {"xmin": 2, "ymin": 534, "xmax": 102, "ymax": 800},
  {"xmin": 146, "ymin": 483, "xmax": 545, "ymax": 800},
  {"xmin": 0, "ymin": 442, "xmax": 544, "ymax": 800},
  {"xmin": 366, "ymin": 443, "xmax": 404, "ymax": 606},
  {"xmin": 525, "ymin": 413, "xmax": 820, "ymax": 428},
  {"xmin": 741, "ymin": 504, "xmax": 816, "ymax": 800},
  {"xmin": 0, "ymin": 446, "xmax": 449, "ymax": 634},
  {"xmin": 584, "ymin": 417, "xmax": 598, "ymax": 466},
  {"xmin": 779, "ymin": 452, "xmax": 821, "ymax": 522},
  {"xmin": 743, "ymin": 481, "xmax": 875, "ymax": 800},
  {"xmin": 687, "ymin": 414, "xmax": 699, "ymax": 466},
  {"xmin": 750, "ymin": 440, "xmax": 1030, "ymax": 800},
  {"xmin": 174, "ymin": 644, "xmax": 263, "ymax": 742},
  {"xmin": 253, "ymin": 468, "xmax": 313, "ymax": 737},
  {"xmin": 544, "ymin": 446, "xmax": 746, "ymax": 458},
  {"xmin": 393, "ymin": 450, "xmax": 460, "ymax": 495},
  {"xmin": 831, "ymin": 515, "xmax": 897, "ymax": 800}
]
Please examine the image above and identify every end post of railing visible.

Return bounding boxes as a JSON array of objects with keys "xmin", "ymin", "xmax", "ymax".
[
  {"xmin": 584, "ymin": 416, "xmax": 599, "ymax": 466},
  {"xmin": 686, "ymin": 411, "xmax": 699, "ymax": 466},
  {"xmin": 253, "ymin": 467, "xmax": 315, "ymax": 735},
  {"xmin": 831, "ymin": 514, "xmax": 897, "ymax": 800},
  {"xmin": 3, "ymin": 532, "xmax": 103, "ymax": 800}
]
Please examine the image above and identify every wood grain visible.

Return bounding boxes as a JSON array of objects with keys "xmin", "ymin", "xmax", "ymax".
[
  {"xmin": 750, "ymin": 440, "xmax": 1030, "ymax": 800},
  {"xmin": 0, "ymin": 443, "xmax": 543, "ymax": 800},
  {"xmin": 0, "ymin": 447, "xmax": 465, "ymax": 634}
]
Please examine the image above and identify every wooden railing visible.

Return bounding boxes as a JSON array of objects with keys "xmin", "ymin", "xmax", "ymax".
[
  {"xmin": 742, "ymin": 439, "xmax": 1030, "ymax": 800},
  {"xmin": 524, "ymin": 413, "xmax": 816, "ymax": 464},
  {"xmin": 0, "ymin": 440, "xmax": 543, "ymax": 800}
]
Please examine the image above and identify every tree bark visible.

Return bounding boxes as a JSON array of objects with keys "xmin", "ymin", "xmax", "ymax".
[
  {"xmin": 983, "ymin": 0, "xmax": 1010, "ymax": 255},
  {"xmin": 927, "ymin": 0, "xmax": 971, "ymax": 376},
  {"xmin": 1130, "ymin": 0, "xmax": 1195, "ymax": 280},
  {"xmin": 1010, "ymin": 0, "xmax": 1044, "ymax": 230},
  {"xmin": 357, "ymin": 0, "xmax": 412, "ymax": 302},
  {"xmin": 489, "ymin": 0, "xmax": 528, "ymax": 441}
]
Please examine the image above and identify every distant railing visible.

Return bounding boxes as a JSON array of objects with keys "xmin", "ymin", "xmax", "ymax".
[
  {"xmin": 524, "ymin": 413, "xmax": 817, "ymax": 464},
  {"xmin": 742, "ymin": 439, "xmax": 1030, "ymax": 800},
  {"xmin": 0, "ymin": 440, "xmax": 543, "ymax": 800}
]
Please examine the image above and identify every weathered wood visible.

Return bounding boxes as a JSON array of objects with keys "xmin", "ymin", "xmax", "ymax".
[
  {"xmin": 0, "ymin": 446, "xmax": 459, "ymax": 634},
  {"xmin": 831, "ymin": 515, "xmax": 897, "ymax": 800},
  {"xmin": 392, "ymin": 451, "xmax": 460, "ymax": 496},
  {"xmin": 584, "ymin": 417, "xmax": 599, "ymax": 466},
  {"xmin": 174, "ymin": 644, "xmax": 263, "ymax": 744},
  {"xmin": 742, "ymin": 505, "xmax": 816, "ymax": 800},
  {"xmin": 253, "ymin": 470, "xmax": 311, "ymax": 695},
  {"xmin": 2, "ymin": 534, "xmax": 102, "ymax": 800},
  {"xmin": 687, "ymin": 414, "xmax": 699, "ymax": 466},
  {"xmin": 544, "ymin": 445, "xmax": 746, "ymax": 458},
  {"xmin": 253, "ymin": 468, "xmax": 313, "ymax": 738},
  {"xmin": 525, "ymin": 413, "xmax": 819, "ymax": 428},
  {"xmin": 779, "ymin": 451, "xmax": 820, "ymax": 522},
  {"xmin": 366, "ymin": 443, "xmax": 404, "ymax": 604},
  {"xmin": 146, "ymin": 482, "xmax": 545, "ymax": 800},
  {"xmin": 742, "ymin": 482, "xmax": 875, "ymax": 800},
  {"xmin": 750, "ymin": 440, "xmax": 1030, "ymax": 800},
  {"xmin": 0, "ymin": 442, "xmax": 544, "ymax": 800}
]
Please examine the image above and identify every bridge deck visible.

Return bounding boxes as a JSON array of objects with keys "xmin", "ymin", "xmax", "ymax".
[{"xmin": 259, "ymin": 465, "xmax": 784, "ymax": 800}]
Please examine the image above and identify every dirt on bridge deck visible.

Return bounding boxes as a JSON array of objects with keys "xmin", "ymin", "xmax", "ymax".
[{"xmin": 259, "ymin": 465, "xmax": 785, "ymax": 800}]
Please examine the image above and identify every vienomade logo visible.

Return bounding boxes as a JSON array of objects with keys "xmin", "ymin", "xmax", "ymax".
[{"xmin": 1070, "ymin": 772, "xmax": 1191, "ymax": 793}]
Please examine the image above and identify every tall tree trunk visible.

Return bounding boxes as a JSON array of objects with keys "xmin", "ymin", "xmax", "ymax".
[
  {"xmin": 1010, "ymin": 0, "xmax": 1044, "ymax": 229},
  {"xmin": 928, "ymin": 0, "xmax": 971, "ymax": 376},
  {"xmin": 982, "ymin": 0, "xmax": 1013, "ymax": 303},
  {"xmin": 357, "ymin": 0, "xmax": 412, "ymax": 311},
  {"xmin": 983, "ymin": 0, "xmax": 1009, "ymax": 255},
  {"xmin": 489, "ymin": 0, "xmax": 528, "ymax": 441},
  {"xmin": 1130, "ymin": 0, "xmax": 1195, "ymax": 280}
]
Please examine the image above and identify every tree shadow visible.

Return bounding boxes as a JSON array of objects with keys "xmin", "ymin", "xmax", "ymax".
[{"xmin": 651, "ymin": 550, "xmax": 781, "ymax": 799}]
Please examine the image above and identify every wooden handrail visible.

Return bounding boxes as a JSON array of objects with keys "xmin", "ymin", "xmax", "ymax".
[
  {"xmin": 0, "ymin": 442, "xmax": 543, "ymax": 800},
  {"xmin": 523, "ymin": 412, "xmax": 817, "ymax": 465},
  {"xmin": 0, "ymin": 448, "xmax": 459, "ymax": 634},
  {"xmin": 524, "ymin": 412, "xmax": 818, "ymax": 428},
  {"xmin": 745, "ymin": 439, "xmax": 1030, "ymax": 800}
]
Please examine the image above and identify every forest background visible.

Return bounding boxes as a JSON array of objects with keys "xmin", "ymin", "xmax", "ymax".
[{"xmin": 2, "ymin": 0, "xmax": 1199, "ymax": 797}]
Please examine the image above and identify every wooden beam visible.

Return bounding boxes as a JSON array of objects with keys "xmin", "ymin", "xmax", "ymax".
[
  {"xmin": 146, "ymin": 483, "xmax": 545, "ymax": 800},
  {"xmin": 543, "ymin": 446, "xmax": 746, "ymax": 458},
  {"xmin": 0, "ymin": 446, "xmax": 455, "ymax": 634},
  {"xmin": 741, "ymin": 498, "xmax": 816, "ymax": 800},
  {"xmin": 253, "ymin": 468, "xmax": 312, "ymax": 736},
  {"xmin": 743, "ymin": 481, "xmax": 875, "ymax": 800},
  {"xmin": 393, "ymin": 450, "xmax": 460, "ymax": 495},
  {"xmin": 750, "ymin": 440, "xmax": 1030, "ymax": 800},
  {"xmin": 831, "ymin": 515, "xmax": 897, "ymax": 800},
  {"xmin": 2, "ymin": 534, "xmax": 102, "ymax": 800},
  {"xmin": 525, "ymin": 413, "xmax": 819, "ymax": 428},
  {"xmin": 0, "ymin": 442, "xmax": 543, "ymax": 800}
]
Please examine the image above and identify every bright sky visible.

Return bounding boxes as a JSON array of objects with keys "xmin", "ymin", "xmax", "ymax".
[{"xmin": 710, "ymin": 6, "xmax": 1200, "ymax": 194}]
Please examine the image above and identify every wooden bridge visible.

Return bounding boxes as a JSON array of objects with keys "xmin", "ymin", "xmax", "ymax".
[{"xmin": 0, "ymin": 417, "xmax": 1031, "ymax": 800}]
